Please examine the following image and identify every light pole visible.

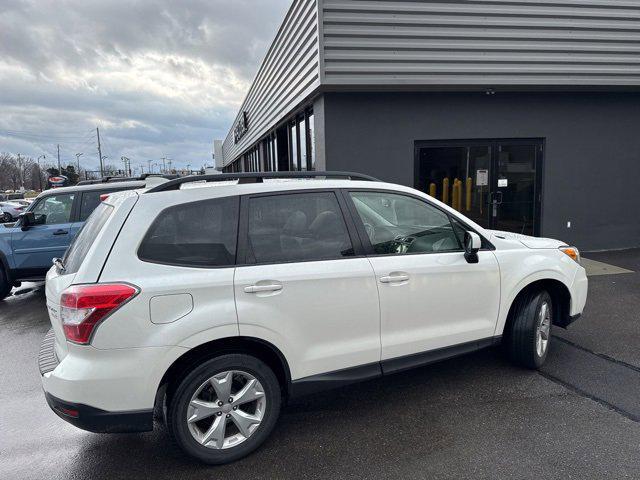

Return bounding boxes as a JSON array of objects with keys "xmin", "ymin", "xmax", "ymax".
[
  {"xmin": 36, "ymin": 155, "xmax": 45, "ymax": 191},
  {"xmin": 101, "ymin": 156, "xmax": 108, "ymax": 176}
]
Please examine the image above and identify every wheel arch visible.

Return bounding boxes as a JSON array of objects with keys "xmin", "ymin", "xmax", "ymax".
[
  {"xmin": 503, "ymin": 278, "xmax": 572, "ymax": 338},
  {"xmin": 0, "ymin": 250, "xmax": 13, "ymax": 287},
  {"xmin": 155, "ymin": 336, "xmax": 292, "ymax": 412}
]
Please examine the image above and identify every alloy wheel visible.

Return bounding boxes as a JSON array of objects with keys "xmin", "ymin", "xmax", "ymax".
[{"xmin": 186, "ymin": 370, "xmax": 266, "ymax": 450}]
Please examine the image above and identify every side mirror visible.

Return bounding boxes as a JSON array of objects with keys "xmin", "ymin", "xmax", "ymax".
[
  {"xmin": 19, "ymin": 211, "xmax": 43, "ymax": 230},
  {"xmin": 19, "ymin": 212, "xmax": 34, "ymax": 229},
  {"xmin": 464, "ymin": 231, "xmax": 481, "ymax": 264}
]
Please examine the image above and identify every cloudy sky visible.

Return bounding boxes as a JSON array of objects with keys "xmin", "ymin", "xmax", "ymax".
[{"xmin": 0, "ymin": 0, "xmax": 291, "ymax": 172}]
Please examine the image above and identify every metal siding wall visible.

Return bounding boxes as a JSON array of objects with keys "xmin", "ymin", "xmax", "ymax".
[
  {"xmin": 321, "ymin": 0, "xmax": 640, "ymax": 85},
  {"xmin": 222, "ymin": 0, "xmax": 320, "ymax": 166}
]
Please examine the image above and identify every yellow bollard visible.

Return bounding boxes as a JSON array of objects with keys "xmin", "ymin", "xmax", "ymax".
[
  {"xmin": 452, "ymin": 179, "xmax": 459, "ymax": 210},
  {"xmin": 442, "ymin": 178, "xmax": 449, "ymax": 205},
  {"xmin": 466, "ymin": 177, "xmax": 472, "ymax": 211},
  {"xmin": 429, "ymin": 182, "xmax": 436, "ymax": 197},
  {"xmin": 456, "ymin": 179, "xmax": 463, "ymax": 212}
]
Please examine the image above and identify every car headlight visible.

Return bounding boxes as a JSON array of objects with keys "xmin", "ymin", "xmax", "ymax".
[{"xmin": 559, "ymin": 246, "xmax": 581, "ymax": 264}]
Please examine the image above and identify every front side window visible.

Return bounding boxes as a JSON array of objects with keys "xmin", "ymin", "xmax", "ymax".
[
  {"xmin": 247, "ymin": 192, "xmax": 354, "ymax": 264},
  {"xmin": 138, "ymin": 196, "xmax": 239, "ymax": 267},
  {"xmin": 30, "ymin": 194, "xmax": 75, "ymax": 225},
  {"xmin": 349, "ymin": 191, "xmax": 462, "ymax": 255}
]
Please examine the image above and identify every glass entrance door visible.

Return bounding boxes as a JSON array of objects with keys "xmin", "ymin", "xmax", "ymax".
[
  {"xmin": 492, "ymin": 142, "xmax": 540, "ymax": 236},
  {"xmin": 415, "ymin": 139, "xmax": 543, "ymax": 236}
]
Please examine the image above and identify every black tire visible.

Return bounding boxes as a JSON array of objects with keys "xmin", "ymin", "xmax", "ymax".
[
  {"xmin": 1, "ymin": 212, "xmax": 11, "ymax": 223},
  {"xmin": 167, "ymin": 354, "xmax": 281, "ymax": 465},
  {"xmin": 0, "ymin": 267, "xmax": 11, "ymax": 301},
  {"xmin": 506, "ymin": 289, "xmax": 553, "ymax": 369}
]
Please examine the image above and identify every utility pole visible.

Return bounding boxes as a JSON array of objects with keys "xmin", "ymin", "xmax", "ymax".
[
  {"xmin": 96, "ymin": 127, "xmax": 104, "ymax": 177},
  {"xmin": 167, "ymin": 159, "xmax": 172, "ymax": 172},
  {"xmin": 161, "ymin": 157, "xmax": 167, "ymax": 174},
  {"xmin": 147, "ymin": 159, "xmax": 152, "ymax": 174},
  {"xmin": 36, "ymin": 154, "xmax": 45, "ymax": 191},
  {"xmin": 75, "ymin": 153, "xmax": 83, "ymax": 174},
  {"xmin": 57, "ymin": 144, "xmax": 61, "ymax": 174}
]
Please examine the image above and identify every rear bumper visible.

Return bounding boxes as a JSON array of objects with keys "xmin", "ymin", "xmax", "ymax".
[
  {"xmin": 39, "ymin": 330, "xmax": 188, "ymax": 414},
  {"xmin": 45, "ymin": 392, "xmax": 153, "ymax": 433}
]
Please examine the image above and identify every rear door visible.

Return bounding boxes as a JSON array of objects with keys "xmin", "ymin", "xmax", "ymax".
[
  {"xmin": 234, "ymin": 190, "xmax": 380, "ymax": 381},
  {"xmin": 11, "ymin": 193, "xmax": 81, "ymax": 274}
]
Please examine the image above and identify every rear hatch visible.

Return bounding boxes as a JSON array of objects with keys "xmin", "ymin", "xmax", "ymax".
[{"xmin": 44, "ymin": 192, "xmax": 139, "ymax": 361}]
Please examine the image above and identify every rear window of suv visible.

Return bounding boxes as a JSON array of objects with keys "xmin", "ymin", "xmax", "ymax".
[
  {"xmin": 63, "ymin": 202, "xmax": 114, "ymax": 274},
  {"xmin": 138, "ymin": 196, "xmax": 239, "ymax": 267}
]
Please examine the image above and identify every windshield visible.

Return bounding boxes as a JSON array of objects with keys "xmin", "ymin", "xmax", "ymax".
[{"xmin": 62, "ymin": 202, "xmax": 114, "ymax": 275}]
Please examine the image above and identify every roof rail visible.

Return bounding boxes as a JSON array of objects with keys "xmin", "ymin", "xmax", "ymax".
[
  {"xmin": 144, "ymin": 171, "xmax": 380, "ymax": 193},
  {"xmin": 77, "ymin": 174, "xmax": 179, "ymax": 186}
]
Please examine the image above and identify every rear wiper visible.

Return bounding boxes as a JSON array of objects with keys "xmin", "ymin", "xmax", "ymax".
[{"xmin": 53, "ymin": 257, "xmax": 66, "ymax": 274}]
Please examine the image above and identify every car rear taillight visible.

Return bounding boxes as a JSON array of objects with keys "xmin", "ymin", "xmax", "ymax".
[
  {"xmin": 15, "ymin": 206, "xmax": 24, "ymax": 211},
  {"xmin": 100, "ymin": 193, "xmax": 110, "ymax": 201},
  {"xmin": 60, "ymin": 283, "xmax": 139, "ymax": 344}
]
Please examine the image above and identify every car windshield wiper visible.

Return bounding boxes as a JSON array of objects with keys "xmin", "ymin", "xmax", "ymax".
[{"xmin": 53, "ymin": 257, "xmax": 66, "ymax": 274}]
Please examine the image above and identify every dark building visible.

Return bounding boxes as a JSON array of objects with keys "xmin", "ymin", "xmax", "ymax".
[{"xmin": 217, "ymin": 0, "xmax": 640, "ymax": 251}]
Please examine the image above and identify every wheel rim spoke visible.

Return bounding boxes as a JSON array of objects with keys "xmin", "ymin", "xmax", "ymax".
[
  {"xmin": 231, "ymin": 410, "xmax": 262, "ymax": 438},
  {"xmin": 232, "ymin": 378, "xmax": 265, "ymax": 406},
  {"xmin": 201, "ymin": 415, "xmax": 227, "ymax": 449},
  {"xmin": 187, "ymin": 399, "xmax": 221, "ymax": 423},
  {"xmin": 210, "ymin": 371, "xmax": 233, "ymax": 402}
]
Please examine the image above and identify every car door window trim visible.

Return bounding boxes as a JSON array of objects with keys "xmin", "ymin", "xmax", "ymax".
[
  {"xmin": 342, "ymin": 188, "xmax": 494, "ymax": 258},
  {"xmin": 236, "ymin": 188, "xmax": 366, "ymax": 267}
]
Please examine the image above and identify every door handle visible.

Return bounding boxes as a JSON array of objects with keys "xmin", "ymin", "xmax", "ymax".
[
  {"xmin": 53, "ymin": 229, "xmax": 68, "ymax": 236},
  {"xmin": 244, "ymin": 284, "xmax": 283, "ymax": 294},
  {"xmin": 379, "ymin": 274, "xmax": 410, "ymax": 284}
]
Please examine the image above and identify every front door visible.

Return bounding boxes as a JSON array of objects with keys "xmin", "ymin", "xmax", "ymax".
[
  {"xmin": 345, "ymin": 189, "xmax": 501, "ymax": 365},
  {"xmin": 234, "ymin": 191, "xmax": 380, "ymax": 381},
  {"xmin": 415, "ymin": 139, "xmax": 543, "ymax": 236}
]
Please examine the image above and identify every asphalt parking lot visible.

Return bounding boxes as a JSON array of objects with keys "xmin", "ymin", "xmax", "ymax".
[{"xmin": 1, "ymin": 250, "xmax": 639, "ymax": 480}]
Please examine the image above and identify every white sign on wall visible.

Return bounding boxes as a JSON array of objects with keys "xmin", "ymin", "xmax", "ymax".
[{"xmin": 476, "ymin": 169, "xmax": 488, "ymax": 186}]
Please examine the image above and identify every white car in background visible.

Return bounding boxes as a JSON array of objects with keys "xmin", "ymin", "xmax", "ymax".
[
  {"xmin": 0, "ymin": 201, "xmax": 26, "ymax": 222},
  {"xmin": 39, "ymin": 172, "xmax": 588, "ymax": 464}
]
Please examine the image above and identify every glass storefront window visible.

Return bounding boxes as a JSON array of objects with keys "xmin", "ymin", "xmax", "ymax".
[
  {"xmin": 307, "ymin": 112, "xmax": 315, "ymax": 171},
  {"xmin": 289, "ymin": 122, "xmax": 299, "ymax": 171},
  {"xmin": 298, "ymin": 116, "xmax": 307, "ymax": 171},
  {"xmin": 226, "ymin": 106, "xmax": 315, "ymax": 174}
]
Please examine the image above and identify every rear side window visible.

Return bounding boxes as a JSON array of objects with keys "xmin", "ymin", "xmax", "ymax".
[
  {"xmin": 246, "ymin": 192, "xmax": 354, "ymax": 264},
  {"xmin": 138, "ymin": 196, "xmax": 239, "ymax": 267},
  {"xmin": 63, "ymin": 202, "xmax": 114, "ymax": 274}
]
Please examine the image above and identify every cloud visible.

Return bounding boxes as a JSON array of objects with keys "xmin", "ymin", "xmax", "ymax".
[{"xmin": 0, "ymin": 0, "xmax": 291, "ymax": 171}]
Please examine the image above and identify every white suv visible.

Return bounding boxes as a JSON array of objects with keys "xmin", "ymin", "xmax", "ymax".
[{"xmin": 39, "ymin": 172, "xmax": 588, "ymax": 464}]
